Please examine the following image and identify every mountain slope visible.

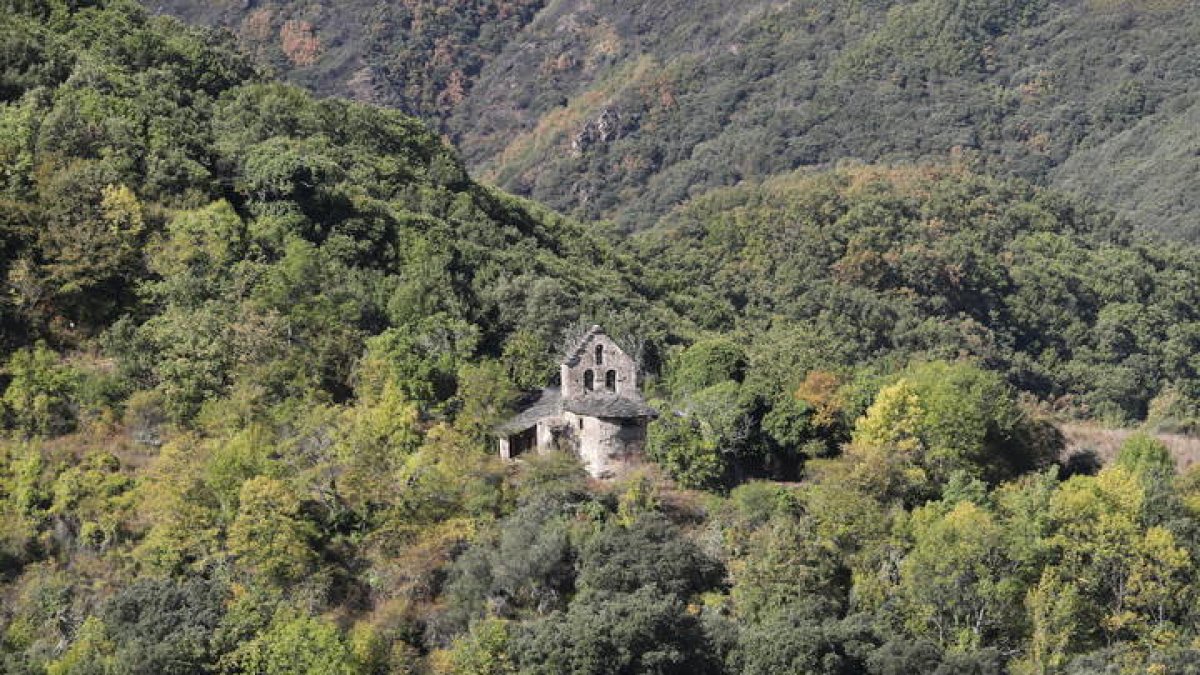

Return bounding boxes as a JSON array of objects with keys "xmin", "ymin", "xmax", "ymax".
[
  {"xmin": 9, "ymin": 4, "xmax": 1200, "ymax": 673},
  {"xmin": 0, "ymin": 0, "xmax": 671, "ymax": 417},
  {"xmin": 151, "ymin": 0, "xmax": 1200, "ymax": 237},
  {"xmin": 145, "ymin": 0, "xmax": 547, "ymax": 117},
  {"xmin": 635, "ymin": 163, "xmax": 1200, "ymax": 426}
]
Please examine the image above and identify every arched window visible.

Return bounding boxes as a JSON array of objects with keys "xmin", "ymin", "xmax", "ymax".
[
  {"xmin": 584, "ymin": 370, "xmax": 594, "ymax": 392},
  {"xmin": 595, "ymin": 344, "xmax": 604, "ymax": 365},
  {"xmin": 605, "ymin": 370, "xmax": 617, "ymax": 392}
]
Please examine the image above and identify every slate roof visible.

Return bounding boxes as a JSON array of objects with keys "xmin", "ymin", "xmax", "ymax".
[
  {"xmin": 497, "ymin": 387, "xmax": 563, "ymax": 434},
  {"xmin": 563, "ymin": 393, "xmax": 658, "ymax": 419},
  {"xmin": 496, "ymin": 387, "xmax": 658, "ymax": 436}
]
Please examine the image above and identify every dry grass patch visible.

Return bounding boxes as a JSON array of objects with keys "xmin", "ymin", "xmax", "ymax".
[{"xmin": 1058, "ymin": 422, "xmax": 1200, "ymax": 471}]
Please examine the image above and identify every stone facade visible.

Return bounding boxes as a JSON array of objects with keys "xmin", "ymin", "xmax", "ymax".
[
  {"xmin": 496, "ymin": 326, "xmax": 656, "ymax": 479},
  {"xmin": 561, "ymin": 328, "xmax": 638, "ymax": 400},
  {"xmin": 564, "ymin": 412, "xmax": 649, "ymax": 476}
]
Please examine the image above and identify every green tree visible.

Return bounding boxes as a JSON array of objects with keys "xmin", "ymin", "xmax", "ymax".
[
  {"xmin": 1115, "ymin": 434, "xmax": 1174, "ymax": 479},
  {"xmin": 646, "ymin": 411, "xmax": 724, "ymax": 490},
  {"xmin": 731, "ymin": 613, "xmax": 869, "ymax": 675},
  {"xmin": 1049, "ymin": 467, "xmax": 1193, "ymax": 644},
  {"xmin": 668, "ymin": 338, "xmax": 747, "ymax": 396},
  {"xmin": 2, "ymin": 342, "xmax": 81, "ymax": 436},
  {"xmin": 899, "ymin": 500, "xmax": 1022, "ymax": 651},
  {"xmin": 454, "ymin": 360, "xmax": 518, "ymax": 443},
  {"xmin": 227, "ymin": 476, "xmax": 317, "ymax": 586},
  {"xmin": 45, "ymin": 617, "xmax": 118, "ymax": 675},
  {"xmin": 501, "ymin": 329, "xmax": 553, "ymax": 391},
  {"xmin": 360, "ymin": 315, "xmax": 480, "ymax": 407},
  {"xmin": 232, "ymin": 609, "xmax": 360, "ymax": 675},
  {"xmin": 1012, "ymin": 569, "xmax": 1082, "ymax": 675},
  {"xmin": 439, "ymin": 496, "xmax": 580, "ymax": 634},
  {"xmin": 337, "ymin": 379, "xmax": 422, "ymax": 516},
  {"xmin": 146, "ymin": 200, "xmax": 246, "ymax": 301},
  {"xmin": 438, "ymin": 618, "xmax": 517, "ymax": 675},
  {"xmin": 1115, "ymin": 433, "xmax": 1179, "ymax": 527},
  {"xmin": 33, "ymin": 167, "xmax": 148, "ymax": 327},
  {"xmin": 853, "ymin": 361, "xmax": 1056, "ymax": 487},
  {"xmin": 48, "ymin": 450, "xmax": 134, "ymax": 553},
  {"xmin": 577, "ymin": 512, "xmax": 722, "ymax": 599},
  {"xmin": 512, "ymin": 586, "xmax": 721, "ymax": 675},
  {"xmin": 730, "ymin": 514, "xmax": 848, "ymax": 624},
  {"xmin": 97, "ymin": 577, "xmax": 229, "ymax": 675},
  {"xmin": 132, "ymin": 437, "xmax": 223, "ymax": 575}
]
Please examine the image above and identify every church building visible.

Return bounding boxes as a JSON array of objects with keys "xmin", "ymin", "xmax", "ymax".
[{"xmin": 495, "ymin": 325, "xmax": 657, "ymax": 479}]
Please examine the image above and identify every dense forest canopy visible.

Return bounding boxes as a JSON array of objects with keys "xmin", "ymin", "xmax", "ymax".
[
  {"xmin": 151, "ymin": 0, "xmax": 1200, "ymax": 238},
  {"xmin": 4, "ymin": 0, "xmax": 1200, "ymax": 673},
  {"xmin": 639, "ymin": 165, "xmax": 1200, "ymax": 426}
]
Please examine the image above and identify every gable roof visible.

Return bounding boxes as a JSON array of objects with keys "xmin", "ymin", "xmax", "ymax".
[
  {"xmin": 563, "ymin": 393, "xmax": 658, "ymax": 419},
  {"xmin": 563, "ymin": 324, "xmax": 607, "ymax": 367},
  {"xmin": 495, "ymin": 387, "xmax": 659, "ymax": 436},
  {"xmin": 496, "ymin": 387, "xmax": 563, "ymax": 434}
]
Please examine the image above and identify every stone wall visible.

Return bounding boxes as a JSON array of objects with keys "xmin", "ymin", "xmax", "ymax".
[
  {"xmin": 499, "ymin": 326, "xmax": 652, "ymax": 479},
  {"xmin": 564, "ymin": 411, "xmax": 648, "ymax": 479}
]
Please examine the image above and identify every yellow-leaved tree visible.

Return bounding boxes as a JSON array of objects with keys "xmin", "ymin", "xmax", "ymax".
[
  {"xmin": 228, "ymin": 476, "xmax": 317, "ymax": 586},
  {"xmin": 1049, "ymin": 467, "xmax": 1193, "ymax": 645}
]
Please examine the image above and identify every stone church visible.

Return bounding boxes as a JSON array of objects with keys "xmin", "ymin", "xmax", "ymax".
[{"xmin": 496, "ymin": 325, "xmax": 657, "ymax": 479}]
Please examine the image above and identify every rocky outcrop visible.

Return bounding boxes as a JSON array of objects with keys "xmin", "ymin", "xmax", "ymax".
[{"xmin": 571, "ymin": 107, "xmax": 622, "ymax": 155}]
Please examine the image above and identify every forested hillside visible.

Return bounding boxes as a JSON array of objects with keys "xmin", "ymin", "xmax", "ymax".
[
  {"xmin": 151, "ymin": 0, "xmax": 1200, "ymax": 237},
  {"xmin": 7, "ymin": 0, "xmax": 1200, "ymax": 673},
  {"xmin": 145, "ymin": 0, "xmax": 546, "ymax": 118}
]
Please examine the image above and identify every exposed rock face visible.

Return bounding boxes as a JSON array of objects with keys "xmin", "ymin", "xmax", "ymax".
[
  {"xmin": 496, "ymin": 325, "xmax": 656, "ymax": 478},
  {"xmin": 571, "ymin": 108, "xmax": 622, "ymax": 155}
]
